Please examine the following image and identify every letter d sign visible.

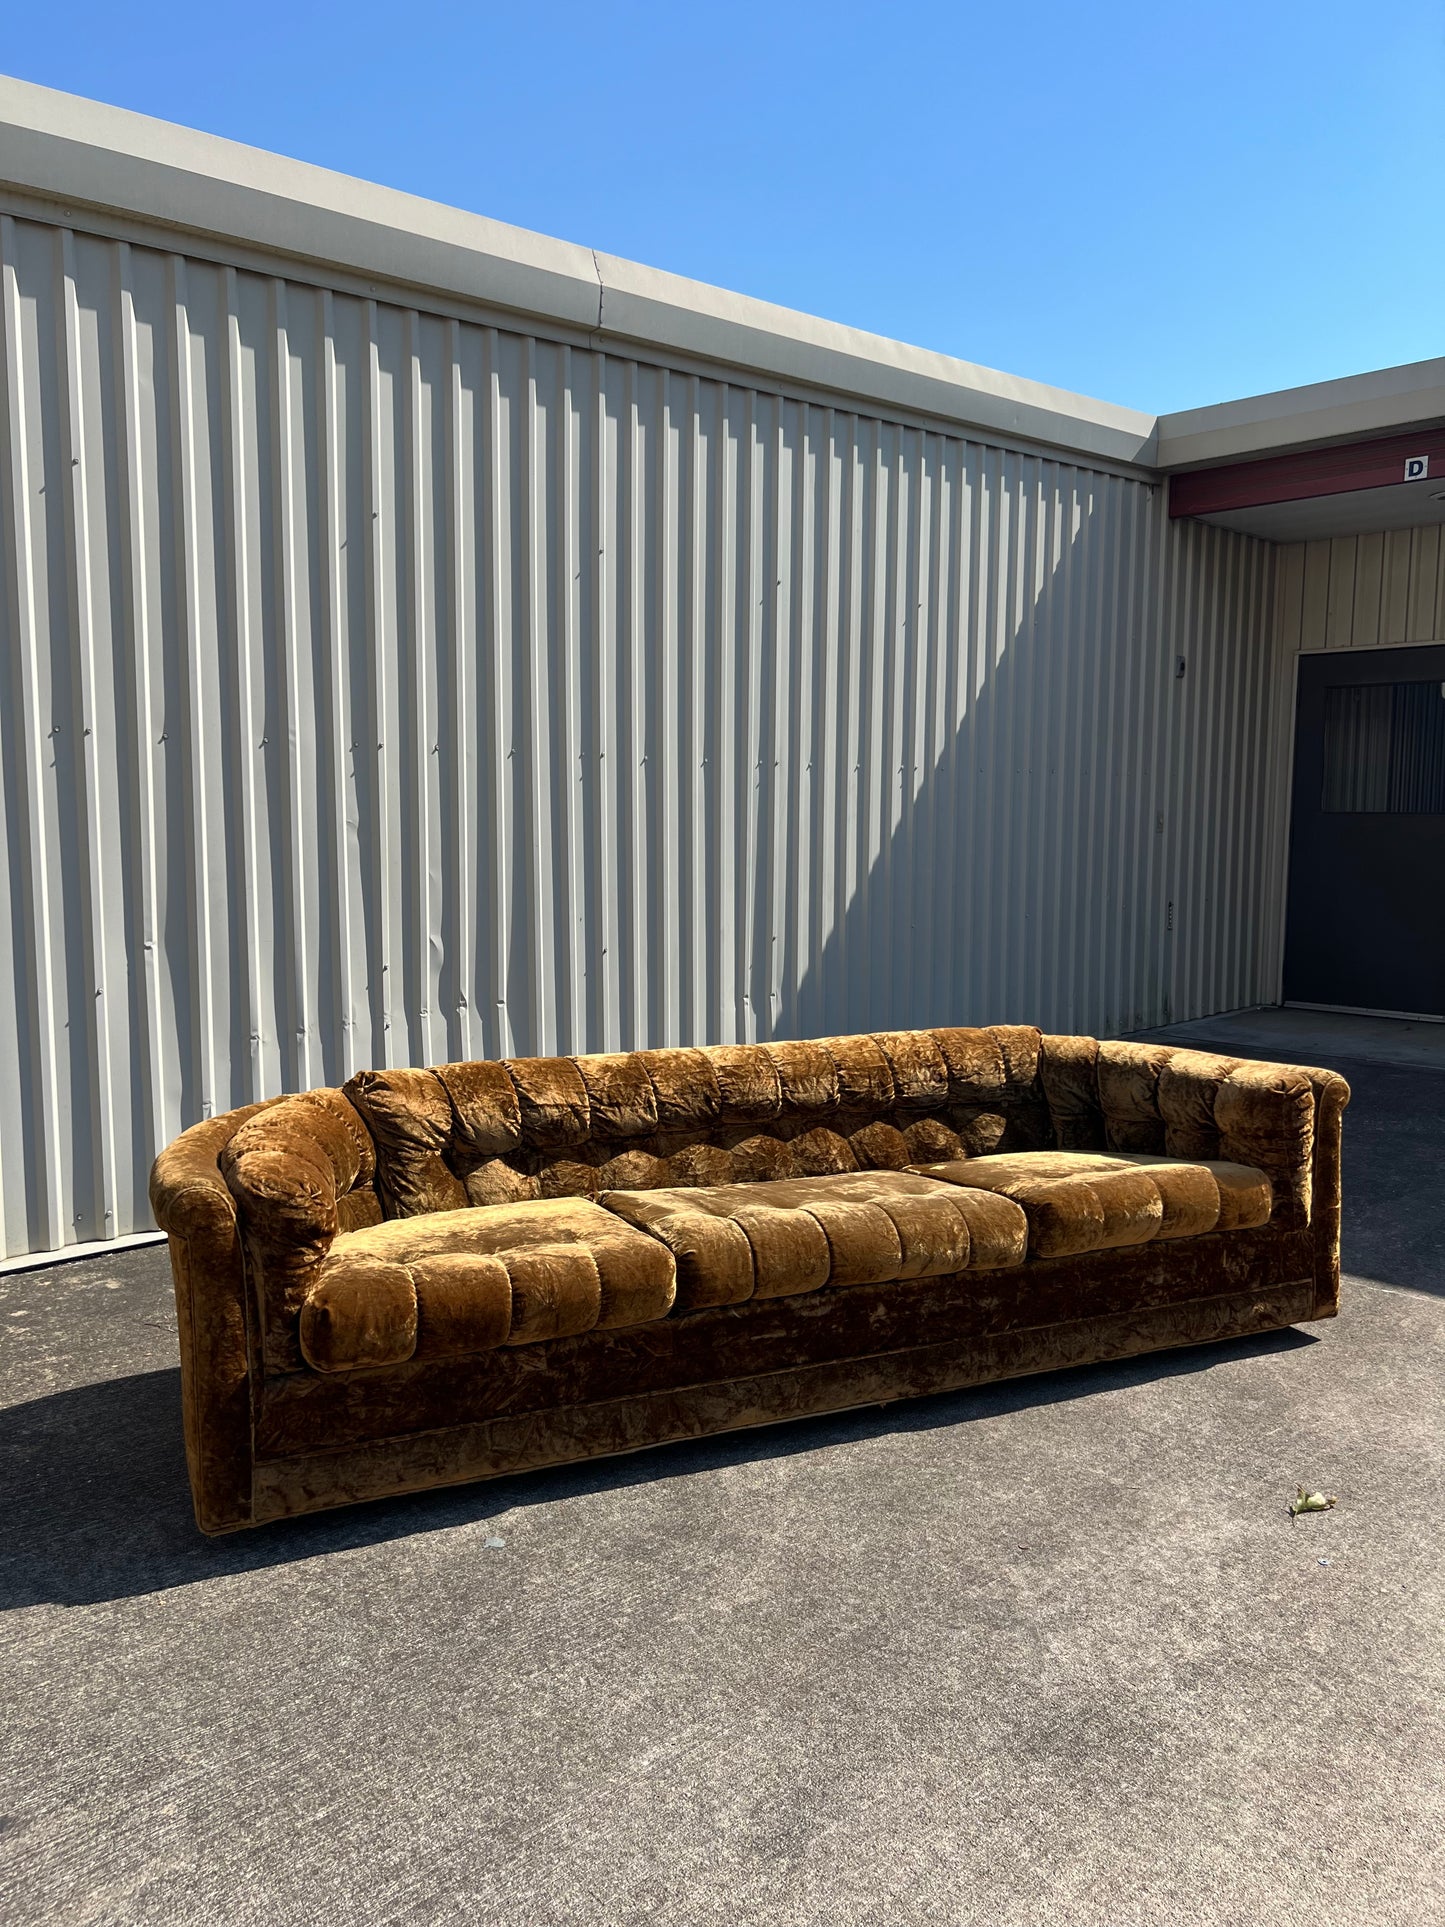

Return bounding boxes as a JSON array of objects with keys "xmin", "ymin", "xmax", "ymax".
[{"xmin": 1405, "ymin": 455, "xmax": 1430, "ymax": 482}]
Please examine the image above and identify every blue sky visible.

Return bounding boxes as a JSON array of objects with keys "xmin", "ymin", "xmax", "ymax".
[{"xmin": 7, "ymin": 1, "xmax": 1442, "ymax": 413}]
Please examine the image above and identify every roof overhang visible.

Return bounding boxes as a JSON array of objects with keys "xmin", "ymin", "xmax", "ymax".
[
  {"xmin": 1155, "ymin": 360, "xmax": 1445, "ymax": 541},
  {"xmin": 1167, "ymin": 427, "xmax": 1445, "ymax": 541}
]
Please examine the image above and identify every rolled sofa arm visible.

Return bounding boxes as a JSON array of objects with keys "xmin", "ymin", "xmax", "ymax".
[
  {"xmin": 218, "ymin": 1090, "xmax": 381, "ymax": 1373},
  {"xmin": 150, "ymin": 1098, "xmax": 285, "ymax": 1534}
]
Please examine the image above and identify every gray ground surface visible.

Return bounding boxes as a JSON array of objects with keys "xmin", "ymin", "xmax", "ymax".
[{"xmin": 3, "ymin": 1012, "xmax": 1443, "ymax": 1926}]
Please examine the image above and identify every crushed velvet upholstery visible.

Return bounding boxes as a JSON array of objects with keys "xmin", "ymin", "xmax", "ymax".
[
  {"xmin": 603, "ymin": 1170, "xmax": 1028, "ymax": 1308},
  {"xmin": 300, "ymin": 1199, "xmax": 677, "ymax": 1371},
  {"xmin": 150, "ymin": 1027, "xmax": 1351, "ymax": 1533},
  {"xmin": 912, "ymin": 1150, "xmax": 1272, "ymax": 1259}
]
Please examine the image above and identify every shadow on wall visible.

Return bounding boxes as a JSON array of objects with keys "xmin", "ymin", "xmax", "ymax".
[
  {"xmin": 780, "ymin": 488, "xmax": 1275, "ymax": 1045},
  {"xmin": 0, "ymin": 1328, "xmax": 1315, "ymax": 1613}
]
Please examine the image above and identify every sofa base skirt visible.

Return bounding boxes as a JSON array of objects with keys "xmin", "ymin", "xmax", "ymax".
[{"xmin": 239, "ymin": 1275, "xmax": 1319, "ymax": 1530}]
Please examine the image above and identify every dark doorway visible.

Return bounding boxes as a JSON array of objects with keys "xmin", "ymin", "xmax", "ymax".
[{"xmin": 1283, "ymin": 644, "xmax": 1445, "ymax": 1018}]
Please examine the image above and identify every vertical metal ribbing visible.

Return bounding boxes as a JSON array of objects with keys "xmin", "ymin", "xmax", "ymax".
[
  {"xmin": 1016, "ymin": 455, "xmax": 1049, "ymax": 1026},
  {"xmin": 444, "ymin": 317, "xmax": 472, "ymax": 1064},
  {"xmin": 957, "ymin": 440, "xmax": 985, "ymax": 1018},
  {"xmin": 1263, "ymin": 544, "xmax": 1295, "ymax": 1000},
  {"xmin": 1038, "ymin": 459, "xmax": 1070, "ymax": 1026},
  {"xmin": 1124, "ymin": 479, "xmax": 1156, "ymax": 1028},
  {"xmin": 1087, "ymin": 469, "xmax": 1123, "ymax": 1028},
  {"xmin": 974, "ymin": 444, "xmax": 1006, "ymax": 1018},
  {"xmin": 810, "ymin": 407, "xmax": 838, "ymax": 1033},
  {"xmin": 880, "ymin": 427, "xmax": 910, "ymax": 1026},
  {"xmin": 859, "ymin": 418, "xmax": 887, "ymax": 1025},
  {"xmin": 221, "ymin": 267, "xmax": 266, "ymax": 1100},
  {"xmin": 624, "ymin": 362, "xmax": 643, "ymax": 1055},
  {"xmin": 936, "ymin": 439, "xmax": 968, "ymax": 1025},
  {"xmin": 522, "ymin": 336, "xmax": 556, "ymax": 1053},
  {"xmin": 403, "ymin": 307, "xmax": 437, "ymax": 1070},
  {"xmin": 1001, "ymin": 450, "xmax": 1032, "ymax": 1022},
  {"xmin": 1162, "ymin": 518, "xmax": 1194, "ymax": 1023},
  {"xmin": 739, "ymin": 388, "xmax": 763, "ymax": 1042},
  {"xmin": 271, "ymin": 278, "xmax": 315, "ymax": 1091},
  {"xmin": 786, "ymin": 401, "xmax": 816, "ymax": 1038},
  {"xmin": 837, "ymin": 419, "xmax": 865, "ymax": 1032},
  {"xmin": 1, "ymin": 217, "xmax": 65, "ymax": 1247},
  {"xmin": 481, "ymin": 325, "xmax": 511, "ymax": 1060},
  {"xmin": 362, "ymin": 298, "xmax": 393, "ymax": 1058},
  {"xmin": 318, "ymin": 290, "xmax": 356, "ymax": 1079},
  {"xmin": 112, "ymin": 240, "xmax": 170, "ymax": 1182},
  {"xmin": 1116, "ymin": 478, "xmax": 1154, "ymax": 1027},
  {"xmin": 1178, "ymin": 520, "xmax": 1211, "ymax": 1018},
  {"xmin": 1016, "ymin": 453, "xmax": 1042, "ymax": 1020},
  {"xmin": 912, "ymin": 434, "xmax": 942, "ymax": 1022},
  {"xmin": 683, "ymin": 374, "xmax": 707, "ymax": 1045},
  {"xmin": 592, "ymin": 352, "xmax": 617, "ymax": 1051},
  {"xmin": 902, "ymin": 430, "xmax": 923, "ymax": 1018},
  {"xmin": 765, "ymin": 396, "xmax": 791, "ymax": 1037},
  {"xmin": 56, "ymin": 229, "xmax": 117, "ymax": 1237},
  {"xmin": 1178, "ymin": 523, "xmax": 1210, "ymax": 1019},
  {"xmin": 1212, "ymin": 529, "xmax": 1242, "ymax": 1005},
  {"xmin": 654, "ymin": 363, "xmax": 677, "ymax": 1046},
  {"xmin": 1228, "ymin": 535, "xmax": 1263, "ymax": 1005},
  {"xmin": 1238, "ymin": 537, "xmax": 1271, "ymax": 1001},
  {"xmin": 930, "ymin": 437, "xmax": 963, "ymax": 1026},
  {"xmin": 166, "ymin": 253, "xmax": 219, "ymax": 1120},
  {"xmin": 712, "ymin": 381, "xmax": 736, "ymax": 1042},
  {"xmin": 1078, "ymin": 470, "xmax": 1113, "ymax": 1029},
  {"xmin": 1138, "ymin": 476, "xmax": 1170, "ymax": 1026},
  {"xmin": 555, "ymin": 346, "xmax": 584, "ymax": 1053},
  {"xmin": 1210, "ymin": 528, "xmax": 1240, "ymax": 1005}
]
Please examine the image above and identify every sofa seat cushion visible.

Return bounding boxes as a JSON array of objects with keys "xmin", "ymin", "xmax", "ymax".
[
  {"xmin": 912, "ymin": 1151, "xmax": 1272, "ymax": 1260},
  {"xmin": 298, "ymin": 1199, "xmax": 677, "ymax": 1373},
  {"xmin": 601, "ymin": 1170, "xmax": 1028, "ymax": 1312}
]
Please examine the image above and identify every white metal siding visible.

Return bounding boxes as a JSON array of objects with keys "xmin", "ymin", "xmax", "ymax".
[
  {"xmin": 1276, "ymin": 527, "xmax": 1445, "ymax": 653},
  {"xmin": 0, "ymin": 213, "xmax": 1283, "ymax": 1260}
]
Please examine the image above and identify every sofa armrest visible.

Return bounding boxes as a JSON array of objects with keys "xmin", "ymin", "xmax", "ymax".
[
  {"xmin": 150, "ymin": 1098, "xmax": 283, "ymax": 1533},
  {"xmin": 1298, "ymin": 1067, "xmax": 1351, "ymax": 1317},
  {"xmin": 1085, "ymin": 1041, "xmax": 1327, "ymax": 1234},
  {"xmin": 217, "ymin": 1089, "xmax": 381, "ymax": 1372}
]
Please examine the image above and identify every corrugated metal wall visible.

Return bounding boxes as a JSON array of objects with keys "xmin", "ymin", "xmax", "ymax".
[
  {"xmin": 0, "ymin": 212, "xmax": 1284, "ymax": 1260},
  {"xmin": 1276, "ymin": 526, "xmax": 1445, "ymax": 653}
]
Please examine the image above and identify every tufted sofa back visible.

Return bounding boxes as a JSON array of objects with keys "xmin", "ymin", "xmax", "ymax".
[
  {"xmin": 215, "ymin": 1029, "xmax": 1329, "ymax": 1374},
  {"xmin": 341, "ymin": 1026, "xmax": 1055, "ymax": 1221},
  {"xmin": 337, "ymin": 1028, "xmax": 1320, "ymax": 1233}
]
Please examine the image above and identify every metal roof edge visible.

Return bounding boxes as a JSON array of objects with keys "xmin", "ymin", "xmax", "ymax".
[
  {"xmin": 0, "ymin": 74, "xmax": 1160, "ymax": 471},
  {"xmin": 1155, "ymin": 359, "xmax": 1445, "ymax": 471}
]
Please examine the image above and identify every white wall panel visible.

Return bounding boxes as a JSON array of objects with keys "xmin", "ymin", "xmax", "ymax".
[{"xmin": 0, "ymin": 213, "xmax": 1283, "ymax": 1259}]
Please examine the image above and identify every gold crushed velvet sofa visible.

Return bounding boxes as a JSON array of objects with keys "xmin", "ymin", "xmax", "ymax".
[{"xmin": 150, "ymin": 1027, "xmax": 1349, "ymax": 1534}]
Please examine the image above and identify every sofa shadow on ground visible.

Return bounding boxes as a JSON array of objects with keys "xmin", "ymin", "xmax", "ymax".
[{"xmin": 0, "ymin": 1326, "xmax": 1317, "ymax": 1613}]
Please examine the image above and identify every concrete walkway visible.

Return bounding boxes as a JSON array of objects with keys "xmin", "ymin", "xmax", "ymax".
[
  {"xmin": 3, "ymin": 1013, "xmax": 1444, "ymax": 1925},
  {"xmin": 1135, "ymin": 1003, "xmax": 1445, "ymax": 1075}
]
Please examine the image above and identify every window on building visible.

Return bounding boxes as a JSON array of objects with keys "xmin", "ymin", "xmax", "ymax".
[{"xmin": 1321, "ymin": 680, "xmax": 1445, "ymax": 813}]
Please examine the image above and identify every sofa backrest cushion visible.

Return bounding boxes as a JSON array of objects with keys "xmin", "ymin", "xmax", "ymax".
[{"xmin": 343, "ymin": 1026, "xmax": 1056, "ymax": 1221}]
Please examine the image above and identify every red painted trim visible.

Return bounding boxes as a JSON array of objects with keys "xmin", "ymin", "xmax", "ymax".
[{"xmin": 1169, "ymin": 427, "xmax": 1445, "ymax": 519}]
